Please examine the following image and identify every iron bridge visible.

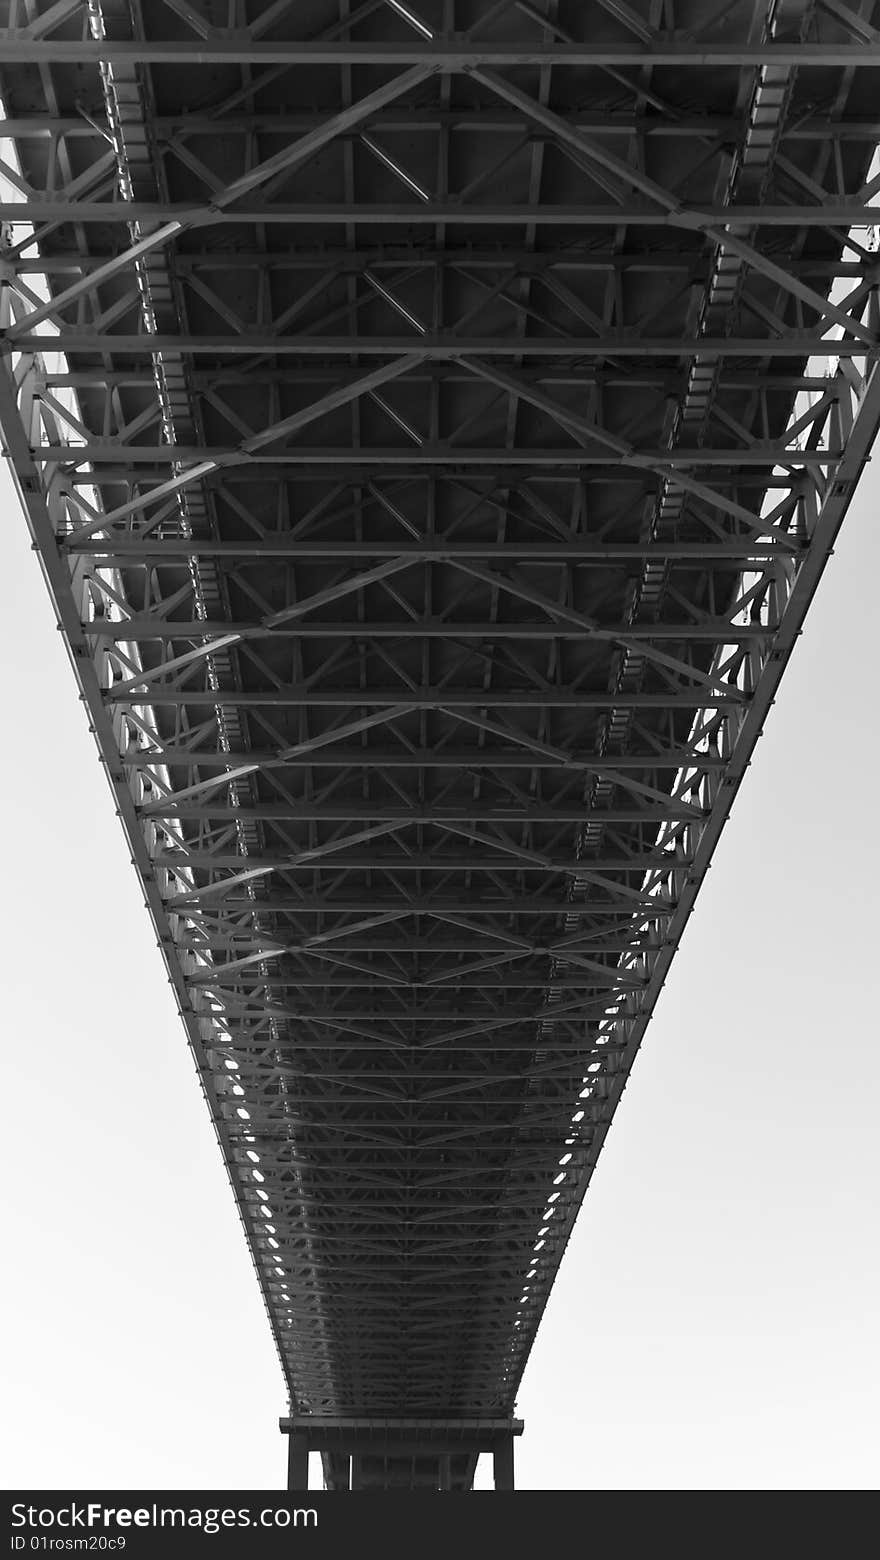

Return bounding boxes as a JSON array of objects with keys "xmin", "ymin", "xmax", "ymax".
[{"xmin": 1, "ymin": 0, "xmax": 879, "ymax": 1492}]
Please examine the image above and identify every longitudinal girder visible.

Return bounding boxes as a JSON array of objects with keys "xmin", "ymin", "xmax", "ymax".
[{"xmin": 2, "ymin": 0, "xmax": 879, "ymax": 1493}]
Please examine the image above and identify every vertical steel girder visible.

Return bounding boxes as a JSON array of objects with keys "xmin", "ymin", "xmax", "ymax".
[{"xmin": 2, "ymin": 0, "xmax": 880, "ymax": 1492}]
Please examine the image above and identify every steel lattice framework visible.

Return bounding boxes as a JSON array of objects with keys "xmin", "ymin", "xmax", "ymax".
[{"xmin": 2, "ymin": 0, "xmax": 879, "ymax": 1492}]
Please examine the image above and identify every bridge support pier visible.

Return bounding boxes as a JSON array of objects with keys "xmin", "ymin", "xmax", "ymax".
[
  {"xmin": 493, "ymin": 1433, "xmax": 515, "ymax": 1491},
  {"xmin": 287, "ymin": 1431, "xmax": 309, "ymax": 1493},
  {"xmin": 280, "ymin": 1415, "xmax": 523, "ymax": 1492}
]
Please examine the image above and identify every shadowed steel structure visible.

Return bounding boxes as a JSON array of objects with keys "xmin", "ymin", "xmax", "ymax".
[{"xmin": 1, "ymin": 0, "xmax": 879, "ymax": 1492}]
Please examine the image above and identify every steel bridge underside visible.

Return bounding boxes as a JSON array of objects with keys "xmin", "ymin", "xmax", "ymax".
[{"xmin": 2, "ymin": 0, "xmax": 879, "ymax": 1492}]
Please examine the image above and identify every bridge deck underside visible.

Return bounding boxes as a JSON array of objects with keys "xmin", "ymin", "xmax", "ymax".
[{"xmin": 2, "ymin": 0, "xmax": 879, "ymax": 1491}]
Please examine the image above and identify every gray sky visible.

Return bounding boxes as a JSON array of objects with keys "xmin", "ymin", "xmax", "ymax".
[{"xmin": 1, "ymin": 451, "xmax": 877, "ymax": 1492}]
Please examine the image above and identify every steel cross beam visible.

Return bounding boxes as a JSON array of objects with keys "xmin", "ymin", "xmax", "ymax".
[
  {"xmin": 11, "ymin": 334, "xmax": 878, "ymax": 355},
  {"xmin": 4, "ymin": 198, "xmax": 880, "ymax": 224},
  {"xmin": 4, "ymin": 41, "xmax": 880, "ymax": 65},
  {"xmin": 2, "ymin": 0, "xmax": 880, "ymax": 1492}
]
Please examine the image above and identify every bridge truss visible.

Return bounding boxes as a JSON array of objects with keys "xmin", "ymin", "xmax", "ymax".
[{"xmin": 1, "ymin": 0, "xmax": 879, "ymax": 1492}]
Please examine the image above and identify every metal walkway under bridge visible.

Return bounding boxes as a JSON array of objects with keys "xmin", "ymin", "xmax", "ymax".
[{"xmin": 2, "ymin": 0, "xmax": 879, "ymax": 1493}]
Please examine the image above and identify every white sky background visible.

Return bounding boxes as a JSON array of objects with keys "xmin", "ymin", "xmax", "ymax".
[{"xmin": 0, "ymin": 449, "xmax": 878, "ymax": 1492}]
